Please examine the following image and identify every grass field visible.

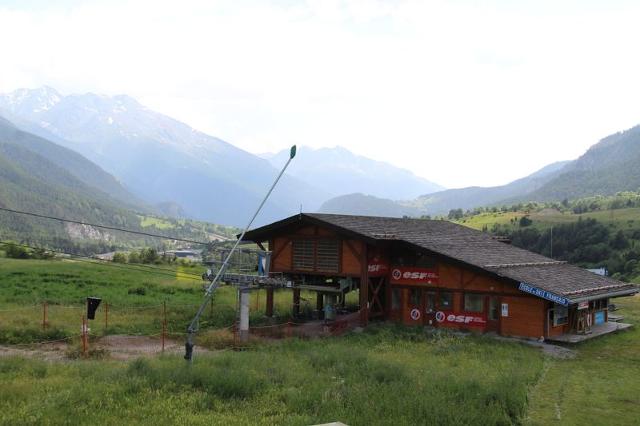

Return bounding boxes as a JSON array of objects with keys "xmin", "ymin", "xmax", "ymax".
[
  {"xmin": 1, "ymin": 258, "xmax": 639, "ymax": 425},
  {"xmin": 458, "ymin": 207, "xmax": 640, "ymax": 233},
  {"xmin": 0, "ymin": 259, "xmax": 317, "ymax": 344},
  {"xmin": 525, "ymin": 294, "xmax": 640, "ymax": 425},
  {"xmin": 0, "ymin": 326, "xmax": 544, "ymax": 425}
]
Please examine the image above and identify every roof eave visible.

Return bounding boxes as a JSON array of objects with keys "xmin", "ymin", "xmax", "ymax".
[{"xmin": 568, "ymin": 287, "xmax": 639, "ymax": 304}]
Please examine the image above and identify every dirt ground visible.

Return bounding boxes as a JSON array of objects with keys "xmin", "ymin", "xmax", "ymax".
[{"xmin": 0, "ymin": 335, "xmax": 201, "ymax": 361}]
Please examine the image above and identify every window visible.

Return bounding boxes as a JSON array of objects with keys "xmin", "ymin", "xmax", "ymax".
[
  {"xmin": 552, "ymin": 304, "xmax": 568, "ymax": 326},
  {"xmin": 391, "ymin": 288, "xmax": 401, "ymax": 310},
  {"xmin": 464, "ymin": 293, "xmax": 484, "ymax": 313},
  {"xmin": 292, "ymin": 239, "xmax": 314, "ymax": 271},
  {"xmin": 439, "ymin": 292, "xmax": 453, "ymax": 309},
  {"xmin": 292, "ymin": 239, "xmax": 339, "ymax": 273},
  {"xmin": 591, "ymin": 299, "xmax": 608, "ymax": 310},
  {"xmin": 316, "ymin": 240, "xmax": 339, "ymax": 273}
]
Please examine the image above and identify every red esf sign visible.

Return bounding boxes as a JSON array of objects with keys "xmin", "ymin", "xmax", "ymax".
[
  {"xmin": 390, "ymin": 267, "xmax": 439, "ymax": 285},
  {"xmin": 435, "ymin": 311, "xmax": 486, "ymax": 327},
  {"xmin": 368, "ymin": 262, "xmax": 389, "ymax": 276}
]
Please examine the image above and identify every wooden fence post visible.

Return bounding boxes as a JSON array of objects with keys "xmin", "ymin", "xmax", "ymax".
[
  {"xmin": 81, "ymin": 315, "xmax": 88, "ymax": 357},
  {"xmin": 42, "ymin": 302, "xmax": 48, "ymax": 330},
  {"xmin": 104, "ymin": 302, "xmax": 109, "ymax": 331},
  {"xmin": 162, "ymin": 301, "xmax": 167, "ymax": 353}
]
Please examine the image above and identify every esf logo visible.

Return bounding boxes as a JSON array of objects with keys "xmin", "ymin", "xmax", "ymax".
[
  {"xmin": 435, "ymin": 311, "xmax": 486, "ymax": 324},
  {"xmin": 391, "ymin": 269, "xmax": 402, "ymax": 280},
  {"xmin": 392, "ymin": 269, "xmax": 436, "ymax": 281}
]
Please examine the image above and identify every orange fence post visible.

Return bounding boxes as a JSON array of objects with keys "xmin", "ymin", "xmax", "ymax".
[{"xmin": 42, "ymin": 302, "xmax": 48, "ymax": 330}]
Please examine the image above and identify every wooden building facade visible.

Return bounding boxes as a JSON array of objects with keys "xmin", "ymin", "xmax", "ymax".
[{"xmin": 243, "ymin": 214, "xmax": 638, "ymax": 340}]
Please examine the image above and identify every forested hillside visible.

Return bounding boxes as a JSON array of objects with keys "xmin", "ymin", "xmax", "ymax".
[
  {"xmin": 0, "ymin": 117, "xmax": 236, "ymax": 254},
  {"xmin": 0, "ymin": 116, "xmax": 144, "ymax": 209},
  {"xmin": 519, "ymin": 125, "xmax": 640, "ymax": 201},
  {"xmin": 453, "ymin": 192, "xmax": 640, "ymax": 282}
]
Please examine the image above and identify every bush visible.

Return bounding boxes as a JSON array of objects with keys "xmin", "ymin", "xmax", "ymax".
[{"xmin": 112, "ymin": 252, "xmax": 127, "ymax": 263}]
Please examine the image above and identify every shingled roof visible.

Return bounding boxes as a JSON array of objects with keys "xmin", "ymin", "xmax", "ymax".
[{"xmin": 243, "ymin": 213, "xmax": 638, "ymax": 303}]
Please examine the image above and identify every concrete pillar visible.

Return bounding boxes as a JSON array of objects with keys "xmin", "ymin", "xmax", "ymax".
[
  {"xmin": 360, "ymin": 244, "xmax": 369, "ymax": 327},
  {"xmin": 266, "ymin": 287, "xmax": 274, "ymax": 317},
  {"xmin": 239, "ymin": 289, "xmax": 250, "ymax": 342}
]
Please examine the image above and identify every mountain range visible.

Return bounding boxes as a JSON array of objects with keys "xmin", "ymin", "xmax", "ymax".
[
  {"xmin": 320, "ymin": 124, "xmax": 640, "ymax": 217},
  {"xmin": 0, "ymin": 87, "xmax": 448, "ymax": 227},
  {"xmin": 2, "ymin": 86, "xmax": 640, "ymax": 227},
  {"xmin": 261, "ymin": 146, "xmax": 443, "ymax": 200},
  {"xmin": 0, "ymin": 87, "xmax": 325, "ymax": 226}
]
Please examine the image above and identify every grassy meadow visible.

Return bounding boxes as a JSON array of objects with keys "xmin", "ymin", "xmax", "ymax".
[
  {"xmin": 1, "ymin": 258, "xmax": 639, "ymax": 425},
  {"xmin": 0, "ymin": 325, "xmax": 544, "ymax": 425},
  {"xmin": 457, "ymin": 207, "xmax": 640, "ymax": 234},
  {"xmin": 0, "ymin": 258, "xmax": 307, "ymax": 344}
]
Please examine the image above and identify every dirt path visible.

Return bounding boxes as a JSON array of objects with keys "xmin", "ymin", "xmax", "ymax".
[{"xmin": 0, "ymin": 335, "xmax": 207, "ymax": 361}]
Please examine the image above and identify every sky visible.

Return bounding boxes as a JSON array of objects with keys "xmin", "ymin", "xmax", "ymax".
[{"xmin": 1, "ymin": 0, "xmax": 640, "ymax": 189}]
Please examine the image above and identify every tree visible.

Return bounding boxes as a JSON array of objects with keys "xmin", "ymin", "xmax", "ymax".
[
  {"xmin": 611, "ymin": 230, "xmax": 629, "ymax": 250},
  {"xmin": 448, "ymin": 209, "xmax": 463, "ymax": 220},
  {"xmin": 112, "ymin": 252, "xmax": 128, "ymax": 263},
  {"xmin": 519, "ymin": 216, "xmax": 533, "ymax": 227},
  {"xmin": 128, "ymin": 251, "xmax": 141, "ymax": 264},
  {"xmin": 5, "ymin": 243, "xmax": 30, "ymax": 259}
]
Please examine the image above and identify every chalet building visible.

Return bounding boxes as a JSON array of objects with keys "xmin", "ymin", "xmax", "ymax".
[{"xmin": 243, "ymin": 213, "xmax": 638, "ymax": 341}]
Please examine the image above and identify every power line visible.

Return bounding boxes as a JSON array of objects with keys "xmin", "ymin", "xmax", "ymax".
[
  {"xmin": 0, "ymin": 241, "xmax": 203, "ymax": 280},
  {"xmin": 0, "ymin": 206, "xmax": 227, "ymax": 246}
]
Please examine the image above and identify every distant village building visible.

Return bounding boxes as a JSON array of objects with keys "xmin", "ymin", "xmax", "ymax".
[
  {"xmin": 242, "ymin": 214, "xmax": 638, "ymax": 342},
  {"xmin": 166, "ymin": 249, "xmax": 202, "ymax": 262}
]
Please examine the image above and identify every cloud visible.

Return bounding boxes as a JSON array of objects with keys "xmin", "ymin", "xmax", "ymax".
[{"xmin": 1, "ymin": 0, "xmax": 640, "ymax": 188}]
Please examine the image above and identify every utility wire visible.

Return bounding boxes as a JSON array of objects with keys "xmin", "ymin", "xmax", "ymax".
[
  {"xmin": 0, "ymin": 240, "xmax": 203, "ymax": 280},
  {"xmin": 0, "ymin": 206, "xmax": 227, "ymax": 246}
]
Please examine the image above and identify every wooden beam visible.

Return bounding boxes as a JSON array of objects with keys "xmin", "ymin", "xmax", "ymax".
[
  {"xmin": 316, "ymin": 293, "xmax": 324, "ymax": 319},
  {"xmin": 359, "ymin": 244, "xmax": 369, "ymax": 326},
  {"xmin": 266, "ymin": 288, "xmax": 274, "ymax": 317}
]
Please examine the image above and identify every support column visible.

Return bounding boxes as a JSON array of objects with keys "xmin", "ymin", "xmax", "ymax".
[
  {"xmin": 266, "ymin": 287, "xmax": 274, "ymax": 317},
  {"xmin": 292, "ymin": 288, "xmax": 301, "ymax": 317},
  {"xmin": 239, "ymin": 289, "xmax": 250, "ymax": 342},
  {"xmin": 360, "ymin": 243, "xmax": 369, "ymax": 327},
  {"xmin": 316, "ymin": 292, "xmax": 324, "ymax": 320}
]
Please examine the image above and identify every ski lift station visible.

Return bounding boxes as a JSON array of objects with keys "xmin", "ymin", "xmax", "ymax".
[{"xmin": 237, "ymin": 213, "xmax": 638, "ymax": 342}]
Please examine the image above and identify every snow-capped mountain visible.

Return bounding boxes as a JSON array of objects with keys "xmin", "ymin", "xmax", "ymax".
[{"xmin": 0, "ymin": 87, "xmax": 328, "ymax": 226}]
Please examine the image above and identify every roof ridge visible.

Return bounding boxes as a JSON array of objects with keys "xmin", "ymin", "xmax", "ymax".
[{"xmin": 485, "ymin": 261, "xmax": 566, "ymax": 268}]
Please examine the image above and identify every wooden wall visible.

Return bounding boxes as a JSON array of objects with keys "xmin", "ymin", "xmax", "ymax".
[
  {"xmin": 269, "ymin": 225, "xmax": 364, "ymax": 276},
  {"xmin": 500, "ymin": 296, "xmax": 545, "ymax": 338}
]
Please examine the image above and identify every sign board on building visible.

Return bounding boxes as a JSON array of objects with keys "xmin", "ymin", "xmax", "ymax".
[
  {"xmin": 518, "ymin": 282, "xmax": 569, "ymax": 307},
  {"xmin": 434, "ymin": 311, "xmax": 486, "ymax": 327},
  {"xmin": 410, "ymin": 308, "xmax": 421, "ymax": 321},
  {"xmin": 390, "ymin": 267, "xmax": 439, "ymax": 285},
  {"xmin": 501, "ymin": 303, "xmax": 509, "ymax": 317},
  {"xmin": 368, "ymin": 262, "xmax": 389, "ymax": 277},
  {"xmin": 578, "ymin": 301, "xmax": 589, "ymax": 310}
]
